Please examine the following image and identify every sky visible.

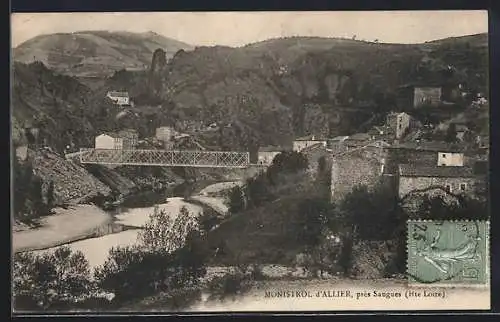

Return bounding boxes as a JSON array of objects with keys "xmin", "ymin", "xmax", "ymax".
[{"xmin": 11, "ymin": 11, "xmax": 488, "ymax": 48}]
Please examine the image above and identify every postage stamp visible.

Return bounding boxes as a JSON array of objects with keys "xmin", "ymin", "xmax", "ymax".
[{"xmin": 407, "ymin": 220, "xmax": 490, "ymax": 286}]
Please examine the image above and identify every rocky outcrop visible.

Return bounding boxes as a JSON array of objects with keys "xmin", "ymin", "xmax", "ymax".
[{"xmin": 30, "ymin": 149, "xmax": 112, "ymax": 204}]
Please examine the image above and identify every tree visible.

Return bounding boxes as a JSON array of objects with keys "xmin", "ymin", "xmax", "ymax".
[
  {"xmin": 46, "ymin": 181, "xmax": 55, "ymax": 209},
  {"xmin": 445, "ymin": 123, "xmax": 458, "ymax": 143},
  {"xmin": 246, "ymin": 174, "xmax": 273, "ymax": 208},
  {"xmin": 13, "ymin": 247, "xmax": 93, "ymax": 310},
  {"xmin": 228, "ymin": 185, "xmax": 245, "ymax": 214},
  {"xmin": 295, "ymin": 198, "xmax": 332, "ymax": 248},
  {"xmin": 267, "ymin": 151, "xmax": 308, "ymax": 185},
  {"xmin": 340, "ymin": 184, "xmax": 404, "ymax": 240},
  {"xmin": 138, "ymin": 206, "xmax": 198, "ymax": 254}
]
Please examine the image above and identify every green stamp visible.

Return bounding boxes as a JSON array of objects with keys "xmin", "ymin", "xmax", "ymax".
[{"xmin": 407, "ymin": 220, "xmax": 489, "ymax": 285}]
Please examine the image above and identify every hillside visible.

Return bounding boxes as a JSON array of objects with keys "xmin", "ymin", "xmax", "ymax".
[
  {"xmin": 103, "ymin": 34, "xmax": 488, "ymax": 150},
  {"xmin": 13, "ymin": 31, "xmax": 194, "ymax": 78},
  {"xmin": 11, "ymin": 33, "xmax": 488, "ymax": 153},
  {"xmin": 11, "ymin": 61, "xmax": 122, "ymax": 152}
]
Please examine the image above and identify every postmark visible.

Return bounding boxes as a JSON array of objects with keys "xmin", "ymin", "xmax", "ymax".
[{"xmin": 407, "ymin": 220, "xmax": 489, "ymax": 286}]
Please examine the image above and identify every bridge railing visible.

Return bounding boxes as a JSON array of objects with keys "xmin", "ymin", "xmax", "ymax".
[{"xmin": 79, "ymin": 148, "xmax": 250, "ymax": 168}]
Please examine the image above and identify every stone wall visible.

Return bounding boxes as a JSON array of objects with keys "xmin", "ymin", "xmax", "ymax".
[
  {"xmin": 331, "ymin": 146, "xmax": 388, "ymax": 203},
  {"xmin": 398, "ymin": 176, "xmax": 478, "ymax": 199}
]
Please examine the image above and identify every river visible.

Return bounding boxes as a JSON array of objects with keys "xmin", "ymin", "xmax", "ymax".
[{"xmin": 22, "ymin": 180, "xmax": 241, "ymax": 271}]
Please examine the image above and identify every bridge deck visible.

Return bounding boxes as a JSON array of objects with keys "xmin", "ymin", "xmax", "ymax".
[{"xmin": 79, "ymin": 148, "xmax": 250, "ymax": 168}]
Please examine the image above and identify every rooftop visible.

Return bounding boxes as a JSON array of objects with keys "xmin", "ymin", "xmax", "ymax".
[
  {"xmin": 329, "ymin": 136, "xmax": 349, "ymax": 142},
  {"xmin": 107, "ymin": 91, "xmax": 129, "ymax": 97},
  {"xmin": 399, "ymin": 164, "xmax": 475, "ymax": 178},
  {"xmin": 258, "ymin": 145, "xmax": 284, "ymax": 152},
  {"xmin": 301, "ymin": 142, "xmax": 327, "ymax": 153},
  {"xmin": 294, "ymin": 135, "xmax": 326, "ymax": 141},
  {"xmin": 390, "ymin": 141, "xmax": 465, "ymax": 152},
  {"xmin": 347, "ymin": 133, "xmax": 371, "ymax": 141}
]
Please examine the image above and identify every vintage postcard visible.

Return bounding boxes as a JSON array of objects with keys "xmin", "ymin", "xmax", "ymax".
[{"xmin": 11, "ymin": 11, "xmax": 490, "ymax": 313}]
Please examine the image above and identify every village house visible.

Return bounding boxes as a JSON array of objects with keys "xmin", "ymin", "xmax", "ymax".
[
  {"xmin": 293, "ymin": 135, "xmax": 327, "ymax": 152},
  {"xmin": 386, "ymin": 112, "xmax": 412, "ymax": 139},
  {"xmin": 106, "ymin": 91, "xmax": 130, "ymax": 106},
  {"xmin": 398, "ymin": 164, "xmax": 480, "ymax": 200},
  {"xmin": 384, "ymin": 141, "xmax": 469, "ymax": 174},
  {"xmin": 396, "ymin": 84, "xmax": 442, "ymax": 108},
  {"xmin": 95, "ymin": 133, "xmax": 124, "ymax": 150},
  {"xmin": 413, "ymin": 87, "xmax": 442, "ymax": 108},
  {"xmin": 156, "ymin": 126, "xmax": 174, "ymax": 143},
  {"xmin": 257, "ymin": 146, "xmax": 283, "ymax": 165}
]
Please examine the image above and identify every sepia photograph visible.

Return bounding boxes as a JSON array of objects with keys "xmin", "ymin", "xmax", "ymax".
[{"xmin": 10, "ymin": 11, "xmax": 490, "ymax": 313}]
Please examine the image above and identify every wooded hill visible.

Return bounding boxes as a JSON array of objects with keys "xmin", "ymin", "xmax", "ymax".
[{"xmin": 11, "ymin": 33, "xmax": 488, "ymax": 153}]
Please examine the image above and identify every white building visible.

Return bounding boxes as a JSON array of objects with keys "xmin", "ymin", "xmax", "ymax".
[
  {"xmin": 437, "ymin": 152, "xmax": 464, "ymax": 167},
  {"xmin": 257, "ymin": 146, "xmax": 283, "ymax": 165},
  {"xmin": 293, "ymin": 135, "xmax": 327, "ymax": 152},
  {"xmin": 106, "ymin": 91, "xmax": 130, "ymax": 106},
  {"xmin": 95, "ymin": 133, "xmax": 124, "ymax": 150},
  {"xmin": 155, "ymin": 126, "xmax": 174, "ymax": 143}
]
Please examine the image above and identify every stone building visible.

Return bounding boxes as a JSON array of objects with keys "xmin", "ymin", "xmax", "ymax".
[
  {"xmin": 396, "ymin": 84, "xmax": 442, "ymax": 109},
  {"xmin": 384, "ymin": 141, "xmax": 468, "ymax": 174},
  {"xmin": 331, "ymin": 141, "xmax": 390, "ymax": 202},
  {"xmin": 413, "ymin": 87, "xmax": 442, "ymax": 108},
  {"xmin": 398, "ymin": 164, "xmax": 479, "ymax": 200},
  {"xmin": 106, "ymin": 91, "xmax": 130, "ymax": 106},
  {"xmin": 386, "ymin": 112, "xmax": 412, "ymax": 139}
]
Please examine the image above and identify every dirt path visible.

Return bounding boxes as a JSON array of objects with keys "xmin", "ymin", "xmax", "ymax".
[{"xmin": 12, "ymin": 204, "xmax": 111, "ymax": 253}]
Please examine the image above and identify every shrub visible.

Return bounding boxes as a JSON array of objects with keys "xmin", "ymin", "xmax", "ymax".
[
  {"xmin": 340, "ymin": 184, "xmax": 405, "ymax": 240},
  {"xmin": 12, "ymin": 247, "xmax": 93, "ymax": 311},
  {"xmin": 228, "ymin": 185, "xmax": 245, "ymax": 214},
  {"xmin": 94, "ymin": 246, "xmax": 176, "ymax": 301},
  {"xmin": 206, "ymin": 272, "xmax": 251, "ymax": 301}
]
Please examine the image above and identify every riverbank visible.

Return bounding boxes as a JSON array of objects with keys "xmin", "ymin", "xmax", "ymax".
[{"xmin": 12, "ymin": 204, "xmax": 112, "ymax": 253}]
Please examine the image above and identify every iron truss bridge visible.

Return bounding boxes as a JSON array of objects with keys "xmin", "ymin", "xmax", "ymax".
[{"xmin": 78, "ymin": 148, "xmax": 251, "ymax": 168}]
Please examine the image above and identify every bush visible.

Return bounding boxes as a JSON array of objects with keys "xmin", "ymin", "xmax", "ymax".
[
  {"xmin": 340, "ymin": 184, "xmax": 405, "ymax": 240},
  {"xmin": 13, "ymin": 247, "xmax": 93, "ymax": 311},
  {"xmin": 206, "ymin": 272, "xmax": 252, "ymax": 301},
  {"xmin": 295, "ymin": 197, "xmax": 333, "ymax": 248},
  {"xmin": 415, "ymin": 194, "xmax": 488, "ymax": 221},
  {"xmin": 228, "ymin": 185, "xmax": 245, "ymax": 214},
  {"xmin": 94, "ymin": 246, "xmax": 176, "ymax": 301}
]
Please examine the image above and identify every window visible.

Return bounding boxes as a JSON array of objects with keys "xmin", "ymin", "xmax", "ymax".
[
  {"xmin": 442, "ymin": 154, "xmax": 447, "ymax": 158},
  {"xmin": 445, "ymin": 184, "xmax": 452, "ymax": 193},
  {"xmin": 460, "ymin": 183, "xmax": 467, "ymax": 191}
]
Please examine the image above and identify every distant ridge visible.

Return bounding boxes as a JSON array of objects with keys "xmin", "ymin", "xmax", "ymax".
[{"xmin": 13, "ymin": 30, "xmax": 194, "ymax": 77}]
